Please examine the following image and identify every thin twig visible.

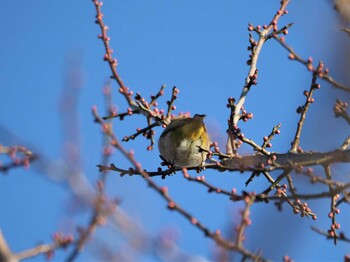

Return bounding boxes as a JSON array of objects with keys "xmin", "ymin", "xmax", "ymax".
[
  {"xmin": 290, "ymin": 67, "xmax": 320, "ymax": 152},
  {"xmin": 92, "ymin": 0, "xmax": 134, "ymax": 106},
  {"xmin": 233, "ymin": 0, "xmax": 290, "ymax": 125},
  {"xmin": 274, "ymin": 36, "xmax": 350, "ymax": 93},
  {"xmin": 311, "ymin": 226, "xmax": 350, "ymax": 243},
  {"xmin": 324, "ymin": 165, "xmax": 339, "ymax": 245},
  {"xmin": 226, "ymin": 0, "xmax": 290, "ymax": 156}
]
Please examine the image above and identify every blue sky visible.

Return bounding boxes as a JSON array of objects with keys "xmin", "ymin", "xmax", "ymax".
[{"xmin": 1, "ymin": 0, "xmax": 350, "ymax": 261}]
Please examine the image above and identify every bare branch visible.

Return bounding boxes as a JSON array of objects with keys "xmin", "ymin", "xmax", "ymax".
[
  {"xmin": 274, "ymin": 36, "xmax": 350, "ymax": 93},
  {"xmin": 290, "ymin": 66, "xmax": 320, "ymax": 152}
]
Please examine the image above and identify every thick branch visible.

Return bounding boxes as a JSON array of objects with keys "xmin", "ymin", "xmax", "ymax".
[
  {"xmin": 101, "ymin": 150, "xmax": 350, "ymax": 177},
  {"xmin": 220, "ymin": 150, "xmax": 350, "ymax": 172}
]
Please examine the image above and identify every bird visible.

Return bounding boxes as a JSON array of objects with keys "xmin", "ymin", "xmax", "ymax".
[{"xmin": 158, "ymin": 114, "xmax": 210, "ymax": 168}]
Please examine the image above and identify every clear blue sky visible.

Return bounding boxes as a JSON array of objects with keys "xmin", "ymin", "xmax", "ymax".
[{"xmin": 1, "ymin": 0, "xmax": 349, "ymax": 261}]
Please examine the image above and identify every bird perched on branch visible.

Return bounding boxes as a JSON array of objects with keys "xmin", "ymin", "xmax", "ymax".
[{"xmin": 158, "ymin": 114, "xmax": 210, "ymax": 168}]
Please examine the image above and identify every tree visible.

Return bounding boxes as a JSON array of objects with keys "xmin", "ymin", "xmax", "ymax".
[{"xmin": 1, "ymin": 1, "xmax": 349, "ymax": 261}]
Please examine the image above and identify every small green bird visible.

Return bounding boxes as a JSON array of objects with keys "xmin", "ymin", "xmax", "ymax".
[{"xmin": 158, "ymin": 114, "xmax": 210, "ymax": 168}]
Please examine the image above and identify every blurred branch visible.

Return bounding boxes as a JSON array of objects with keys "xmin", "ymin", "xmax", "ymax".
[
  {"xmin": 334, "ymin": 99, "xmax": 350, "ymax": 125},
  {"xmin": 341, "ymin": 28, "xmax": 350, "ymax": 36},
  {"xmin": 63, "ymin": 80, "xmax": 115, "ymax": 261},
  {"xmin": 66, "ymin": 208, "xmax": 105, "ymax": 262},
  {"xmin": 14, "ymin": 233, "xmax": 73, "ymax": 261},
  {"xmin": 0, "ymin": 145, "xmax": 37, "ymax": 173},
  {"xmin": 0, "ymin": 230, "xmax": 16, "ymax": 262},
  {"xmin": 235, "ymin": 194, "xmax": 255, "ymax": 248},
  {"xmin": 0, "ymin": 231, "xmax": 73, "ymax": 261}
]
